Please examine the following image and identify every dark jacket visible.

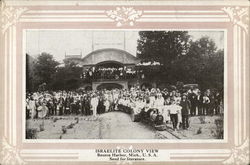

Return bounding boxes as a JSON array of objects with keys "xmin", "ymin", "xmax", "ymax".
[{"xmin": 180, "ymin": 100, "xmax": 191, "ymax": 115}]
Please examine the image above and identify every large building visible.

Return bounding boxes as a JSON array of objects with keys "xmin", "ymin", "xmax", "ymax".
[{"xmin": 64, "ymin": 48, "xmax": 146, "ymax": 90}]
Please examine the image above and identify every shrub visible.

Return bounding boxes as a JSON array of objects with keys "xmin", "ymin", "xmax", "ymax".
[
  {"xmin": 26, "ymin": 128, "xmax": 38, "ymax": 139},
  {"xmin": 198, "ymin": 116, "xmax": 206, "ymax": 124},
  {"xmin": 53, "ymin": 118, "xmax": 58, "ymax": 122},
  {"xmin": 213, "ymin": 116, "xmax": 224, "ymax": 139},
  {"xmin": 67, "ymin": 123, "xmax": 74, "ymax": 129},
  {"xmin": 62, "ymin": 126, "xmax": 67, "ymax": 134},
  {"xmin": 39, "ymin": 124, "xmax": 45, "ymax": 131},
  {"xmin": 196, "ymin": 127, "xmax": 202, "ymax": 134}
]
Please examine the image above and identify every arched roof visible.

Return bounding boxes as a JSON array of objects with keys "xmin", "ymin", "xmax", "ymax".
[{"xmin": 80, "ymin": 48, "xmax": 139, "ymax": 65}]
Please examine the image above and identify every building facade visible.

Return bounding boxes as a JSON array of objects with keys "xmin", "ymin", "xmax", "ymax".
[{"xmin": 64, "ymin": 48, "xmax": 147, "ymax": 90}]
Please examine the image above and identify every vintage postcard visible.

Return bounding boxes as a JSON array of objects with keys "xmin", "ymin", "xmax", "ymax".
[{"xmin": 0, "ymin": 0, "xmax": 249, "ymax": 164}]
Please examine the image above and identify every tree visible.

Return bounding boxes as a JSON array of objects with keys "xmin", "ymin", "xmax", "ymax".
[
  {"xmin": 33, "ymin": 52, "xmax": 59, "ymax": 90},
  {"xmin": 137, "ymin": 31, "xmax": 190, "ymax": 64},
  {"xmin": 137, "ymin": 31, "xmax": 190, "ymax": 83},
  {"xmin": 52, "ymin": 62, "xmax": 83, "ymax": 90},
  {"xmin": 195, "ymin": 49, "xmax": 224, "ymax": 90},
  {"xmin": 177, "ymin": 36, "xmax": 224, "ymax": 90},
  {"xmin": 188, "ymin": 36, "xmax": 217, "ymax": 58},
  {"xmin": 26, "ymin": 54, "xmax": 36, "ymax": 92},
  {"xmin": 137, "ymin": 32, "xmax": 224, "ymax": 91}
]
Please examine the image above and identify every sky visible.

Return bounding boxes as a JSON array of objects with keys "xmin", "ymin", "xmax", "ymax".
[{"xmin": 26, "ymin": 30, "xmax": 224, "ymax": 62}]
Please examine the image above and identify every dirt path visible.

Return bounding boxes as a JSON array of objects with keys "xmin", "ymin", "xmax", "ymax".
[
  {"xmin": 28, "ymin": 112, "xmax": 220, "ymax": 140},
  {"xmin": 32, "ymin": 112, "xmax": 162, "ymax": 139},
  {"xmin": 97, "ymin": 111, "xmax": 157, "ymax": 139}
]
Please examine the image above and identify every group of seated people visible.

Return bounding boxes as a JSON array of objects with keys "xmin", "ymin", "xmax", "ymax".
[{"xmin": 26, "ymin": 87, "xmax": 223, "ymax": 130}]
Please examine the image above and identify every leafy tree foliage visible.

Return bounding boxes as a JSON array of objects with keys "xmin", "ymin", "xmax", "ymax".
[
  {"xmin": 137, "ymin": 32, "xmax": 224, "ymax": 91},
  {"xmin": 26, "ymin": 54, "xmax": 36, "ymax": 92},
  {"xmin": 27, "ymin": 53, "xmax": 83, "ymax": 91},
  {"xmin": 51, "ymin": 62, "xmax": 83, "ymax": 90},
  {"xmin": 137, "ymin": 31, "xmax": 190, "ymax": 64},
  {"xmin": 137, "ymin": 31, "xmax": 190, "ymax": 84},
  {"xmin": 184, "ymin": 36, "xmax": 223, "ymax": 90},
  {"xmin": 32, "ymin": 52, "xmax": 59, "ymax": 90}
]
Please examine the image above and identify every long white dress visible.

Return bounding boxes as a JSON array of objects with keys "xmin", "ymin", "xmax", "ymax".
[
  {"xmin": 154, "ymin": 97, "xmax": 164, "ymax": 114},
  {"xmin": 29, "ymin": 100, "xmax": 36, "ymax": 119},
  {"xmin": 91, "ymin": 97, "xmax": 99, "ymax": 117},
  {"xmin": 162, "ymin": 105, "xmax": 171, "ymax": 122},
  {"xmin": 104, "ymin": 99, "xmax": 110, "ymax": 112},
  {"xmin": 134, "ymin": 100, "xmax": 146, "ymax": 114},
  {"xmin": 149, "ymin": 96, "xmax": 156, "ymax": 108},
  {"xmin": 113, "ymin": 92, "xmax": 119, "ymax": 111}
]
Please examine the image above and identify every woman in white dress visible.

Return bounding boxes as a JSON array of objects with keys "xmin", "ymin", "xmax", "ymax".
[
  {"xmin": 29, "ymin": 97, "xmax": 37, "ymax": 119},
  {"xmin": 154, "ymin": 93, "xmax": 165, "ymax": 114},
  {"xmin": 162, "ymin": 102, "xmax": 171, "ymax": 124},
  {"xmin": 104, "ymin": 98, "xmax": 110, "ymax": 112},
  {"xmin": 149, "ymin": 93, "xmax": 156, "ymax": 108},
  {"xmin": 91, "ymin": 94, "xmax": 99, "ymax": 117}
]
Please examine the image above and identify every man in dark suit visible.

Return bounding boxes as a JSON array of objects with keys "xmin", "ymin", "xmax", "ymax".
[
  {"xmin": 189, "ymin": 91, "xmax": 196, "ymax": 116},
  {"xmin": 80, "ymin": 95, "xmax": 86, "ymax": 115},
  {"xmin": 180, "ymin": 95, "xmax": 191, "ymax": 129},
  {"xmin": 196, "ymin": 91, "xmax": 203, "ymax": 115},
  {"xmin": 58, "ymin": 96, "xmax": 64, "ymax": 115}
]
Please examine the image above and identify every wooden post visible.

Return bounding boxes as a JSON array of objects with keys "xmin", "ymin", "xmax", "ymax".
[
  {"xmin": 92, "ymin": 31, "xmax": 94, "ymax": 51},
  {"xmin": 123, "ymin": 31, "xmax": 126, "ymax": 50}
]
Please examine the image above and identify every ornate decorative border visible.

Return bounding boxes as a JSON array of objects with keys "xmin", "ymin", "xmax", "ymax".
[
  {"xmin": 222, "ymin": 7, "xmax": 249, "ymax": 33},
  {"xmin": 106, "ymin": 7, "xmax": 143, "ymax": 27},
  {"xmin": 1, "ymin": 1, "xmax": 28, "ymax": 34},
  {"xmin": 223, "ymin": 138, "xmax": 249, "ymax": 165},
  {"xmin": 0, "ymin": 137, "xmax": 26, "ymax": 165},
  {"xmin": 0, "ymin": 0, "xmax": 249, "ymax": 164}
]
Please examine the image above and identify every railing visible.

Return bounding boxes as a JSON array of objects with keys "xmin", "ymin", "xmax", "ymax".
[
  {"xmin": 92, "ymin": 77, "xmax": 138, "ymax": 82},
  {"xmin": 84, "ymin": 72, "xmax": 138, "ymax": 81}
]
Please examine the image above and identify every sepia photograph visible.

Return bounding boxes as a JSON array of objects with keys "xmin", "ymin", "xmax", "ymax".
[
  {"xmin": 25, "ymin": 30, "xmax": 224, "ymax": 140},
  {"xmin": 1, "ymin": 0, "xmax": 249, "ymax": 164}
]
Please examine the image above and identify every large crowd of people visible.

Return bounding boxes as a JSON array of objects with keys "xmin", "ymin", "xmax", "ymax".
[{"xmin": 26, "ymin": 87, "xmax": 223, "ymax": 131}]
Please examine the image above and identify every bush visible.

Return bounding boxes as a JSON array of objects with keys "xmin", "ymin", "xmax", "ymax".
[
  {"xmin": 26, "ymin": 128, "xmax": 38, "ymax": 139},
  {"xmin": 53, "ymin": 117, "xmax": 58, "ymax": 122},
  {"xmin": 67, "ymin": 123, "xmax": 74, "ymax": 129},
  {"xmin": 198, "ymin": 116, "xmax": 206, "ymax": 124},
  {"xmin": 196, "ymin": 127, "xmax": 202, "ymax": 134},
  {"xmin": 39, "ymin": 124, "xmax": 45, "ymax": 131},
  {"xmin": 213, "ymin": 116, "xmax": 224, "ymax": 139},
  {"xmin": 62, "ymin": 126, "xmax": 67, "ymax": 134}
]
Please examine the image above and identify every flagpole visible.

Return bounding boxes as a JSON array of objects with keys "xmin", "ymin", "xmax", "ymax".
[
  {"xmin": 124, "ymin": 31, "xmax": 126, "ymax": 50},
  {"xmin": 92, "ymin": 31, "xmax": 94, "ymax": 51}
]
